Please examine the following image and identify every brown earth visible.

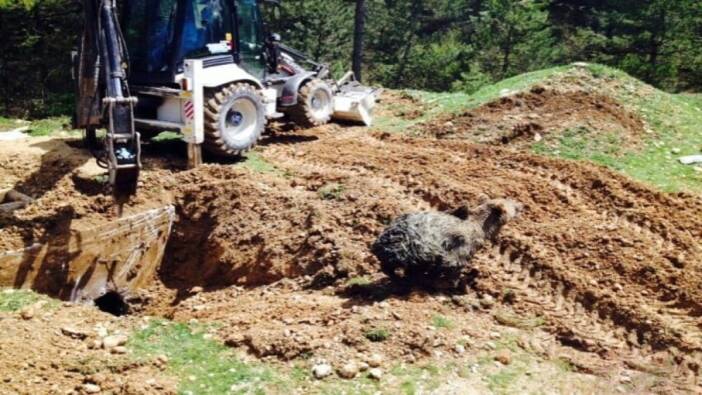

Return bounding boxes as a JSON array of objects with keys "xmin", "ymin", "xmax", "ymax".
[
  {"xmin": 422, "ymin": 86, "xmax": 646, "ymax": 149},
  {"xmin": 1, "ymin": 89, "xmax": 702, "ymax": 392}
]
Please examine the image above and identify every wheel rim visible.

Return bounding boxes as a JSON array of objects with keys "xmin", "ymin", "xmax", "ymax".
[
  {"xmin": 222, "ymin": 98, "xmax": 259, "ymax": 148},
  {"xmin": 309, "ymin": 88, "xmax": 332, "ymax": 119}
]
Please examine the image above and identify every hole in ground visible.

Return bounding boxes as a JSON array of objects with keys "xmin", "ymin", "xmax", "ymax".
[{"xmin": 94, "ymin": 291, "xmax": 129, "ymax": 316}]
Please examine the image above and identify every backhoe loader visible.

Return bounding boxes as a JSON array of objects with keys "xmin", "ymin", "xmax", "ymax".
[{"xmin": 73, "ymin": 0, "xmax": 377, "ymax": 198}]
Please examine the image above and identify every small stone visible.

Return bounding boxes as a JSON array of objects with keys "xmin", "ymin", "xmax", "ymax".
[
  {"xmin": 61, "ymin": 326, "xmax": 88, "ymax": 340},
  {"xmin": 358, "ymin": 362, "xmax": 369, "ymax": 372},
  {"xmin": 87, "ymin": 339, "xmax": 102, "ymax": 350},
  {"xmin": 312, "ymin": 363, "xmax": 332, "ymax": 379},
  {"xmin": 338, "ymin": 362, "xmax": 359, "ymax": 379},
  {"xmin": 102, "ymin": 334, "xmax": 128, "ymax": 349},
  {"xmin": 366, "ymin": 353, "xmax": 383, "ymax": 368},
  {"xmin": 368, "ymin": 368, "xmax": 383, "ymax": 380},
  {"xmin": 20, "ymin": 308, "xmax": 34, "ymax": 320},
  {"xmin": 454, "ymin": 344, "xmax": 466, "ymax": 354},
  {"xmin": 479, "ymin": 294, "xmax": 495, "ymax": 309},
  {"xmin": 82, "ymin": 383, "xmax": 101, "ymax": 394},
  {"xmin": 671, "ymin": 148, "xmax": 681, "ymax": 154},
  {"xmin": 534, "ymin": 133, "xmax": 543, "ymax": 142},
  {"xmin": 111, "ymin": 346, "xmax": 128, "ymax": 354},
  {"xmin": 484, "ymin": 341, "xmax": 497, "ymax": 350},
  {"xmin": 489, "ymin": 332, "xmax": 501, "ymax": 339},
  {"xmin": 495, "ymin": 350, "xmax": 512, "ymax": 365}
]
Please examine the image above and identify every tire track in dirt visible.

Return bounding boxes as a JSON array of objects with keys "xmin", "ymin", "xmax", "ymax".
[{"xmin": 258, "ymin": 131, "xmax": 702, "ymax": 380}]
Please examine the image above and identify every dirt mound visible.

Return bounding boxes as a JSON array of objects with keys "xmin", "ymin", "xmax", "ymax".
[
  {"xmin": 423, "ymin": 86, "xmax": 645, "ymax": 149},
  {"xmin": 1, "ymin": 104, "xmax": 702, "ymax": 389}
]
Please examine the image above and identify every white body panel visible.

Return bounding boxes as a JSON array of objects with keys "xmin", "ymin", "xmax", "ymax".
[{"xmin": 157, "ymin": 98, "xmax": 183, "ymax": 124}]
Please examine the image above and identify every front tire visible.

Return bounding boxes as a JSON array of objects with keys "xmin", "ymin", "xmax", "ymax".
[
  {"xmin": 204, "ymin": 83, "xmax": 266, "ymax": 157},
  {"xmin": 290, "ymin": 79, "xmax": 333, "ymax": 127}
]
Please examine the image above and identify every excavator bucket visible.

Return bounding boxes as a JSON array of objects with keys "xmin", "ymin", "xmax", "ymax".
[
  {"xmin": 0, "ymin": 206, "xmax": 175, "ymax": 304},
  {"xmin": 332, "ymin": 72, "xmax": 380, "ymax": 126}
]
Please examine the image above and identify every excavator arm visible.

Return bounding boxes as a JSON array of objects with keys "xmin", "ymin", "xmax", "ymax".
[{"xmin": 74, "ymin": 0, "xmax": 141, "ymax": 201}]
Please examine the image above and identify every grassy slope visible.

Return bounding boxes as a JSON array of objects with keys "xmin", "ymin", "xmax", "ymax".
[
  {"xmin": 0, "ymin": 115, "xmax": 77, "ymax": 136},
  {"xmin": 376, "ymin": 64, "xmax": 702, "ymax": 193}
]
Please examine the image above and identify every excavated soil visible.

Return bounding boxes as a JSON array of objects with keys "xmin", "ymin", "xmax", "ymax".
[
  {"xmin": 1, "ymin": 88, "xmax": 702, "ymax": 392},
  {"xmin": 422, "ymin": 86, "xmax": 646, "ymax": 149}
]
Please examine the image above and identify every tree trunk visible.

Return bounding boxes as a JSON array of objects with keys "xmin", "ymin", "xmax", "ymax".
[
  {"xmin": 352, "ymin": 0, "xmax": 366, "ymax": 82},
  {"xmin": 501, "ymin": 27, "xmax": 514, "ymax": 77}
]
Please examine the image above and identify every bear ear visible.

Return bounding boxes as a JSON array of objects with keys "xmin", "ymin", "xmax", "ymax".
[
  {"xmin": 487, "ymin": 201, "xmax": 507, "ymax": 221},
  {"xmin": 449, "ymin": 204, "xmax": 471, "ymax": 220}
]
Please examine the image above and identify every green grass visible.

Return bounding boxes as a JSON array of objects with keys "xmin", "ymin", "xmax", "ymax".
[
  {"xmin": 431, "ymin": 315, "xmax": 453, "ymax": 329},
  {"xmin": 151, "ymin": 131, "xmax": 182, "ymax": 142},
  {"xmin": 364, "ymin": 327, "xmax": 391, "ymax": 342},
  {"xmin": 0, "ymin": 116, "xmax": 19, "ymax": 131},
  {"xmin": 0, "ymin": 288, "xmax": 58, "ymax": 312},
  {"xmin": 0, "ymin": 115, "xmax": 78, "ymax": 137},
  {"xmin": 128, "ymin": 320, "xmax": 281, "ymax": 394},
  {"xmin": 0, "ymin": 288, "xmax": 42, "ymax": 312},
  {"xmin": 241, "ymin": 152, "xmax": 283, "ymax": 175}
]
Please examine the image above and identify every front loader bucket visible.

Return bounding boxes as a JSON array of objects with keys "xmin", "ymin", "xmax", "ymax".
[
  {"xmin": 332, "ymin": 72, "xmax": 380, "ymax": 126},
  {"xmin": 0, "ymin": 205, "xmax": 175, "ymax": 304}
]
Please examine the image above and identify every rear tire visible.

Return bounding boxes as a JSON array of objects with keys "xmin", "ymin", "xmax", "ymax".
[
  {"xmin": 289, "ymin": 79, "xmax": 333, "ymax": 127},
  {"xmin": 204, "ymin": 83, "xmax": 266, "ymax": 157}
]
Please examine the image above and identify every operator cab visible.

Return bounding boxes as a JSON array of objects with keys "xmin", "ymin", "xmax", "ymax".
[{"xmin": 122, "ymin": 0, "xmax": 267, "ymax": 85}]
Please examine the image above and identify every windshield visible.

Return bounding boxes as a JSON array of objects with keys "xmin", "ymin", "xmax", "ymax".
[
  {"xmin": 123, "ymin": 0, "xmax": 179, "ymax": 73},
  {"xmin": 124, "ymin": 0, "xmax": 234, "ymax": 74},
  {"xmin": 178, "ymin": 0, "xmax": 234, "ymax": 60}
]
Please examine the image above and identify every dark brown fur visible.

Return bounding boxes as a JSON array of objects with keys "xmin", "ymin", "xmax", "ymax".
[{"xmin": 371, "ymin": 198, "xmax": 522, "ymax": 290}]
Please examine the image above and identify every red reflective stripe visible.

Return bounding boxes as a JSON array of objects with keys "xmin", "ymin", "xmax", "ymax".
[{"xmin": 184, "ymin": 101, "xmax": 195, "ymax": 119}]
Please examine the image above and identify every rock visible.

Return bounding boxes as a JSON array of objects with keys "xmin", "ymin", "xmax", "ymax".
[
  {"xmin": 312, "ymin": 363, "xmax": 332, "ymax": 379},
  {"xmin": 111, "ymin": 346, "xmax": 128, "ymax": 354},
  {"xmin": 495, "ymin": 350, "xmax": 512, "ymax": 365},
  {"xmin": 338, "ymin": 362, "xmax": 359, "ymax": 379},
  {"xmin": 454, "ymin": 344, "xmax": 466, "ymax": 354},
  {"xmin": 671, "ymin": 148, "xmax": 681, "ymax": 154},
  {"xmin": 19, "ymin": 308, "xmax": 34, "ymax": 320},
  {"xmin": 679, "ymin": 155, "xmax": 702, "ymax": 165},
  {"xmin": 82, "ymin": 383, "xmax": 101, "ymax": 394},
  {"xmin": 368, "ymin": 368, "xmax": 383, "ymax": 380},
  {"xmin": 480, "ymin": 294, "xmax": 495, "ymax": 309},
  {"xmin": 61, "ymin": 326, "xmax": 88, "ymax": 340},
  {"xmin": 102, "ymin": 334, "xmax": 128, "ymax": 349},
  {"xmin": 190, "ymin": 286, "xmax": 204, "ymax": 294},
  {"xmin": 87, "ymin": 339, "xmax": 103, "ymax": 350},
  {"xmin": 366, "ymin": 353, "xmax": 383, "ymax": 368},
  {"xmin": 534, "ymin": 133, "xmax": 543, "ymax": 142},
  {"xmin": 358, "ymin": 362, "xmax": 369, "ymax": 371}
]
